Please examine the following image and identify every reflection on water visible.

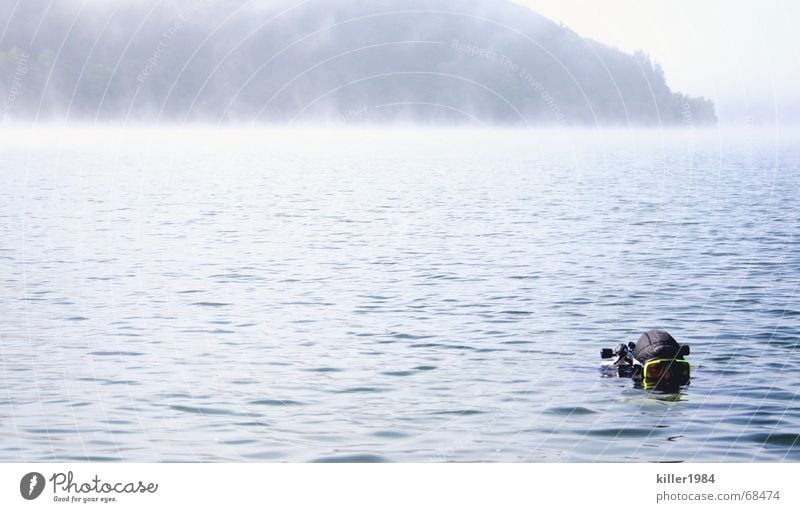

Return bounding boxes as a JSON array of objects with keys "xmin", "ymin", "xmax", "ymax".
[{"xmin": 0, "ymin": 127, "xmax": 798, "ymax": 462}]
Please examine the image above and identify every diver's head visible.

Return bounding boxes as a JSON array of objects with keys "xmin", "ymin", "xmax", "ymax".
[{"xmin": 633, "ymin": 330, "xmax": 690, "ymax": 390}]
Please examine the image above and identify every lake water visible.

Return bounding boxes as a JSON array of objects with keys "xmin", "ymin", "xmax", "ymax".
[{"xmin": 1, "ymin": 126, "xmax": 798, "ymax": 462}]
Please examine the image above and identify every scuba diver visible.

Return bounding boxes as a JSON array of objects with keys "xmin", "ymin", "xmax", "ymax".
[{"xmin": 601, "ymin": 330, "xmax": 690, "ymax": 391}]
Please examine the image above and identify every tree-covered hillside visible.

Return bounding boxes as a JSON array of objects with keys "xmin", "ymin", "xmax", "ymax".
[{"xmin": 0, "ymin": 0, "xmax": 716, "ymax": 125}]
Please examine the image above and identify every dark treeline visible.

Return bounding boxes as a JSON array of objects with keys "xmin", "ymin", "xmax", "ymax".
[{"xmin": 0, "ymin": 0, "xmax": 716, "ymax": 125}]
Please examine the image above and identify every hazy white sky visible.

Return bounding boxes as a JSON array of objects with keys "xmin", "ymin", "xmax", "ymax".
[{"xmin": 515, "ymin": 0, "xmax": 800, "ymax": 122}]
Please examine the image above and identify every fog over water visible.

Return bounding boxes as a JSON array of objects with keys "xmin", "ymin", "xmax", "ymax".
[{"xmin": 3, "ymin": 0, "xmax": 798, "ymax": 125}]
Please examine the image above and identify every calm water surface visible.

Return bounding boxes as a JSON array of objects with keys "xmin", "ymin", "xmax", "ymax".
[{"xmin": 1, "ymin": 127, "xmax": 798, "ymax": 462}]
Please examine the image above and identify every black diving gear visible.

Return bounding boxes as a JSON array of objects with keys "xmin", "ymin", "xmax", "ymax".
[{"xmin": 601, "ymin": 330, "xmax": 690, "ymax": 390}]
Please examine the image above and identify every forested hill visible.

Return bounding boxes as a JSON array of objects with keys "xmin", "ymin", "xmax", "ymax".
[{"xmin": 0, "ymin": 0, "xmax": 717, "ymax": 125}]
